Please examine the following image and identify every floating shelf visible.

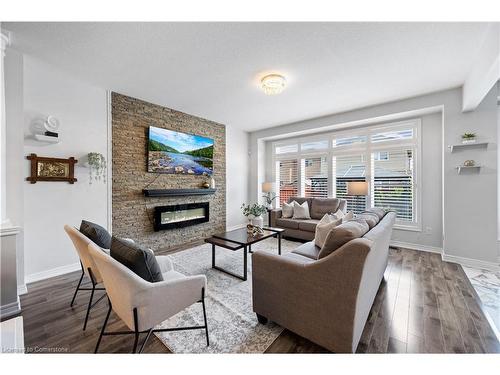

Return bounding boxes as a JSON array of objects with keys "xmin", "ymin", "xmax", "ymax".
[
  {"xmin": 34, "ymin": 134, "xmax": 60, "ymax": 144},
  {"xmin": 143, "ymin": 188, "xmax": 216, "ymax": 197},
  {"xmin": 456, "ymin": 166, "xmax": 481, "ymax": 174},
  {"xmin": 448, "ymin": 142, "xmax": 488, "ymax": 152}
]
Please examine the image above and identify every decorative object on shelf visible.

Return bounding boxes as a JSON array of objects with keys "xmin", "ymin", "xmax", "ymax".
[
  {"xmin": 461, "ymin": 132, "xmax": 476, "ymax": 144},
  {"xmin": 86, "ymin": 152, "xmax": 106, "ymax": 184},
  {"xmin": 260, "ymin": 73, "xmax": 287, "ymax": 95},
  {"xmin": 44, "ymin": 115, "xmax": 60, "ymax": 137},
  {"xmin": 241, "ymin": 203, "xmax": 267, "ymax": 228},
  {"xmin": 201, "ymin": 180, "xmax": 211, "ymax": 188},
  {"xmin": 246, "ymin": 223, "xmax": 265, "ymax": 237},
  {"xmin": 210, "ymin": 177, "xmax": 216, "ymax": 189},
  {"xmin": 26, "ymin": 154, "xmax": 77, "ymax": 184},
  {"xmin": 463, "ymin": 159, "xmax": 476, "ymax": 167},
  {"xmin": 262, "ymin": 181, "xmax": 277, "ymax": 209}
]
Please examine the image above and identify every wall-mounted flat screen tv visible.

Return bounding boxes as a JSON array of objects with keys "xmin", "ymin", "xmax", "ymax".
[{"xmin": 147, "ymin": 126, "xmax": 214, "ymax": 175}]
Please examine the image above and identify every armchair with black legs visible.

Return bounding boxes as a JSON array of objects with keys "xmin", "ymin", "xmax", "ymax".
[{"xmin": 87, "ymin": 241, "xmax": 209, "ymax": 354}]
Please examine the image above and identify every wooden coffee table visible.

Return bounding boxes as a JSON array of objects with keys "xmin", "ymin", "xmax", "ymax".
[{"xmin": 204, "ymin": 227, "xmax": 284, "ymax": 281}]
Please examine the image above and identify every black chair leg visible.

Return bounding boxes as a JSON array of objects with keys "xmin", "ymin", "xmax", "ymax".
[
  {"xmin": 132, "ymin": 308, "xmax": 139, "ymax": 353},
  {"xmin": 83, "ymin": 284, "xmax": 95, "ymax": 331},
  {"xmin": 94, "ymin": 300, "xmax": 112, "ymax": 353},
  {"xmin": 201, "ymin": 288, "xmax": 209, "ymax": 346},
  {"xmin": 138, "ymin": 329, "xmax": 153, "ymax": 353},
  {"xmin": 70, "ymin": 270, "xmax": 84, "ymax": 307}
]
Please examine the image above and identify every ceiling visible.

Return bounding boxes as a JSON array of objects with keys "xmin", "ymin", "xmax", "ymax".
[{"xmin": 4, "ymin": 22, "xmax": 491, "ymax": 132}]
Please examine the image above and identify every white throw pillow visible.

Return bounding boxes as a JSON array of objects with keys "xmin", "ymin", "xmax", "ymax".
[
  {"xmin": 282, "ymin": 202, "xmax": 294, "ymax": 218},
  {"xmin": 332, "ymin": 209, "xmax": 345, "ymax": 220},
  {"xmin": 293, "ymin": 201, "xmax": 311, "ymax": 219},
  {"xmin": 314, "ymin": 214, "xmax": 342, "ymax": 248},
  {"xmin": 342, "ymin": 211, "xmax": 355, "ymax": 223}
]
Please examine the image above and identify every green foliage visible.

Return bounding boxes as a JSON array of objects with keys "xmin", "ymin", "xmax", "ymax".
[
  {"xmin": 183, "ymin": 145, "xmax": 214, "ymax": 159},
  {"xmin": 241, "ymin": 203, "xmax": 267, "ymax": 217},
  {"xmin": 148, "ymin": 139, "xmax": 179, "ymax": 153},
  {"xmin": 461, "ymin": 132, "xmax": 476, "ymax": 139}
]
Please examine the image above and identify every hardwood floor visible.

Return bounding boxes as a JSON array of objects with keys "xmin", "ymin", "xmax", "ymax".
[{"xmin": 15, "ymin": 247, "xmax": 500, "ymax": 354}]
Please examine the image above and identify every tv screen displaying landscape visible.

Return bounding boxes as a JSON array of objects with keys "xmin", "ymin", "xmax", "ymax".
[{"xmin": 148, "ymin": 126, "xmax": 214, "ymax": 175}]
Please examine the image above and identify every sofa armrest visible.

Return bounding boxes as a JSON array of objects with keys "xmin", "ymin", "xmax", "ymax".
[{"xmin": 269, "ymin": 209, "xmax": 282, "ymax": 227}]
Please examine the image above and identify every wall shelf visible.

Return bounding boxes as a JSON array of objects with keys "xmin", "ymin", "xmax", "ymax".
[
  {"xmin": 143, "ymin": 188, "xmax": 216, "ymax": 197},
  {"xmin": 34, "ymin": 134, "xmax": 60, "ymax": 144},
  {"xmin": 456, "ymin": 166, "xmax": 481, "ymax": 174},
  {"xmin": 448, "ymin": 142, "xmax": 488, "ymax": 152}
]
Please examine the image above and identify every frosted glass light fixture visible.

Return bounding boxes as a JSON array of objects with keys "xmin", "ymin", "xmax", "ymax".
[{"xmin": 260, "ymin": 74, "xmax": 286, "ymax": 95}]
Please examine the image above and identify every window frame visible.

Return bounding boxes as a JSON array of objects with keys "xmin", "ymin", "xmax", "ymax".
[{"xmin": 272, "ymin": 119, "xmax": 422, "ymax": 231}]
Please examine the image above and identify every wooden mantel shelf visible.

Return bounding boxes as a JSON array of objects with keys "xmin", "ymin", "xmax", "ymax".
[{"xmin": 143, "ymin": 188, "xmax": 216, "ymax": 197}]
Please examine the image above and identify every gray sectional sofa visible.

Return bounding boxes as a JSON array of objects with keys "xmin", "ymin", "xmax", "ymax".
[
  {"xmin": 252, "ymin": 210, "xmax": 396, "ymax": 353},
  {"xmin": 270, "ymin": 197, "xmax": 347, "ymax": 241}
]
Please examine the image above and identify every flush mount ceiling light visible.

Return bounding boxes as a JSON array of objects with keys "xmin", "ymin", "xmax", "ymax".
[{"xmin": 260, "ymin": 74, "xmax": 286, "ymax": 95}]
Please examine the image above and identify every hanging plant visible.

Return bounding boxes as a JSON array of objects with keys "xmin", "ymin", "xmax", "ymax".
[{"xmin": 87, "ymin": 152, "xmax": 106, "ymax": 184}]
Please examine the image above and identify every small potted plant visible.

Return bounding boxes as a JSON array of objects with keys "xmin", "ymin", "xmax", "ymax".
[
  {"xmin": 87, "ymin": 152, "xmax": 107, "ymax": 184},
  {"xmin": 461, "ymin": 132, "xmax": 476, "ymax": 144},
  {"xmin": 241, "ymin": 203, "xmax": 267, "ymax": 228},
  {"xmin": 262, "ymin": 191, "xmax": 277, "ymax": 209}
]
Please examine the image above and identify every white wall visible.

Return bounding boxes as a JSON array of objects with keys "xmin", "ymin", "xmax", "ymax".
[
  {"xmin": 226, "ymin": 125, "xmax": 249, "ymax": 229},
  {"xmin": 249, "ymin": 87, "xmax": 499, "ymax": 266},
  {"xmin": 23, "ymin": 56, "xmax": 108, "ymax": 282}
]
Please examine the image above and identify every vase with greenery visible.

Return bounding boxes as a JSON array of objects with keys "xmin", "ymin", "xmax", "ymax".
[
  {"xmin": 87, "ymin": 152, "xmax": 106, "ymax": 184},
  {"xmin": 461, "ymin": 132, "xmax": 476, "ymax": 144},
  {"xmin": 241, "ymin": 203, "xmax": 267, "ymax": 228},
  {"xmin": 262, "ymin": 191, "xmax": 277, "ymax": 209}
]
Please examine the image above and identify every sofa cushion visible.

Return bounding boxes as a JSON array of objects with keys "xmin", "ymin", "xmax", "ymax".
[
  {"xmin": 357, "ymin": 212, "xmax": 379, "ymax": 229},
  {"xmin": 297, "ymin": 219, "xmax": 321, "ymax": 232},
  {"xmin": 282, "ymin": 202, "xmax": 294, "ymax": 218},
  {"xmin": 292, "ymin": 241, "xmax": 321, "ymax": 260},
  {"xmin": 282, "ymin": 252, "xmax": 317, "ymax": 264},
  {"xmin": 314, "ymin": 214, "xmax": 342, "ymax": 248},
  {"xmin": 287, "ymin": 197, "xmax": 312, "ymax": 208},
  {"xmin": 276, "ymin": 218, "xmax": 299, "ymax": 229},
  {"xmin": 318, "ymin": 219, "xmax": 370, "ymax": 259},
  {"xmin": 292, "ymin": 201, "xmax": 311, "ymax": 219},
  {"xmin": 364, "ymin": 207, "xmax": 387, "ymax": 220},
  {"xmin": 310, "ymin": 198, "xmax": 341, "ymax": 220},
  {"xmin": 110, "ymin": 237, "xmax": 164, "ymax": 283},
  {"xmin": 80, "ymin": 220, "xmax": 112, "ymax": 249}
]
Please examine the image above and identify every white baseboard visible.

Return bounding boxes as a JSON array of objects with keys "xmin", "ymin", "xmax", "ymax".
[
  {"xmin": 17, "ymin": 284, "xmax": 27, "ymax": 296},
  {"xmin": 0, "ymin": 298, "xmax": 21, "ymax": 319},
  {"xmin": 442, "ymin": 253, "xmax": 500, "ymax": 271},
  {"xmin": 25, "ymin": 262, "xmax": 81, "ymax": 284},
  {"xmin": 390, "ymin": 240, "xmax": 442, "ymax": 254},
  {"xmin": 226, "ymin": 223, "xmax": 246, "ymax": 231}
]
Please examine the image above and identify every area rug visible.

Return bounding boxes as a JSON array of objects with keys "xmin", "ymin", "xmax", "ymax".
[{"xmin": 154, "ymin": 236, "xmax": 300, "ymax": 353}]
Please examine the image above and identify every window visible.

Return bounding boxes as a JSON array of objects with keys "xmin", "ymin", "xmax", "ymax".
[
  {"xmin": 272, "ymin": 119, "xmax": 420, "ymax": 229},
  {"xmin": 302, "ymin": 156, "xmax": 328, "ymax": 198},
  {"xmin": 372, "ymin": 148, "xmax": 415, "ymax": 222},
  {"xmin": 276, "ymin": 159, "xmax": 298, "ymax": 206},
  {"xmin": 333, "ymin": 154, "xmax": 367, "ymax": 214}
]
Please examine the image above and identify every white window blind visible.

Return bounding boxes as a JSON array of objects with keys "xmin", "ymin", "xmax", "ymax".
[
  {"xmin": 276, "ymin": 159, "xmax": 298, "ymax": 207},
  {"xmin": 372, "ymin": 148, "xmax": 414, "ymax": 222},
  {"xmin": 333, "ymin": 154, "xmax": 366, "ymax": 214},
  {"xmin": 302, "ymin": 156, "xmax": 328, "ymax": 198}
]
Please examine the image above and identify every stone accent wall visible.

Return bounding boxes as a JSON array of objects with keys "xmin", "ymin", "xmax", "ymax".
[{"xmin": 112, "ymin": 92, "xmax": 226, "ymax": 251}]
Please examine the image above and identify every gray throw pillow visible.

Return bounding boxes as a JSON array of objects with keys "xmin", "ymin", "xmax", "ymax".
[
  {"xmin": 318, "ymin": 219, "xmax": 370, "ymax": 259},
  {"xmin": 110, "ymin": 237, "xmax": 164, "ymax": 282},
  {"xmin": 357, "ymin": 212, "xmax": 379, "ymax": 229},
  {"xmin": 364, "ymin": 207, "xmax": 387, "ymax": 220},
  {"xmin": 80, "ymin": 220, "xmax": 112, "ymax": 249}
]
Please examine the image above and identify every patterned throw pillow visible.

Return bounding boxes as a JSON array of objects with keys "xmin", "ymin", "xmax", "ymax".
[{"xmin": 292, "ymin": 201, "xmax": 311, "ymax": 219}]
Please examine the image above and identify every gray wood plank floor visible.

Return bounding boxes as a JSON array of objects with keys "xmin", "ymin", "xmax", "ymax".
[{"xmin": 14, "ymin": 247, "xmax": 500, "ymax": 353}]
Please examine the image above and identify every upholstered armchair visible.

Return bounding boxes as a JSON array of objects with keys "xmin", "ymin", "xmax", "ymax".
[
  {"xmin": 64, "ymin": 225, "xmax": 107, "ymax": 330},
  {"xmin": 87, "ymin": 242, "xmax": 209, "ymax": 353}
]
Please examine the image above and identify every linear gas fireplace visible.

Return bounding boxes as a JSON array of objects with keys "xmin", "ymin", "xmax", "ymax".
[{"xmin": 153, "ymin": 202, "xmax": 210, "ymax": 231}]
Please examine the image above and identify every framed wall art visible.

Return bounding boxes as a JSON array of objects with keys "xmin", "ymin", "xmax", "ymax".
[{"xmin": 26, "ymin": 153, "xmax": 78, "ymax": 184}]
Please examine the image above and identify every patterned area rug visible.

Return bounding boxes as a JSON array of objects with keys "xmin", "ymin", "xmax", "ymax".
[{"xmin": 154, "ymin": 236, "xmax": 300, "ymax": 353}]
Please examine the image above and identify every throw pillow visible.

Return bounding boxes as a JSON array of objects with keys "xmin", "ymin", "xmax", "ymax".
[
  {"xmin": 110, "ymin": 237, "xmax": 164, "ymax": 283},
  {"xmin": 342, "ymin": 211, "xmax": 354, "ymax": 223},
  {"xmin": 357, "ymin": 212, "xmax": 379, "ymax": 229},
  {"xmin": 314, "ymin": 214, "xmax": 342, "ymax": 248},
  {"xmin": 282, "ymin": 202, "xmax": 294, "ymax": 218},
  {"xmin": 333, "ymin": 209, "xmax": 345, "ymax": 220},
  {"xmin": 364, "ymin": 207, "xmax": 387, "ymax": 220},
  {"xmin": 318, "ymin": 219, "xmax": 370, "ymax": 259},
  {"xmin": 292, "ymin": 201, "xmax": 311, "ymax": 219},
  {"xmin": 80, "ymin": 220, "xmax": 112, "ymax": 249}
]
